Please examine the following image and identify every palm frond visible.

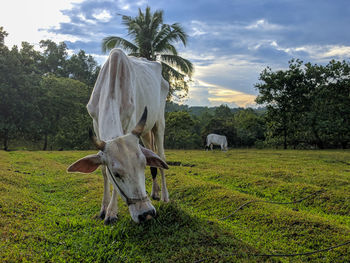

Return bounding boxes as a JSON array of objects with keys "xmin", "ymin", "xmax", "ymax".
[
  {"xmin": 161, "ymin": 54, "xmax": 193, "ymax": 76},
  {"xmin": 161, "ymin": 62, "xmax": 185, "ymax": 80},
  {"xmin": 155, "ymin": 43, "xmax": 178, "ymax": 55},
  {"xmin": 161, "ymin": 62, "xmax": 189, "ymax": 99},
  {"xmin": 122, "ymin": 15, "xmax": 141, "ymax": 37},
  {"xmin": 145, "ymin": 6, "xmax": 151, "ymax": 27},
  {"xmin": 153, "ymin": 23, "xmax": 188, "ymax": 53},
  {"xmin": 102, "ymin": 36, "xmax": 138, "ymax": 54},
  {"xmin": 153, "ymin": 25, "xmax": 170, "ymax": 50},
  {"xmin": 128, "ymin": 52, "xmax": 141, "ymax": 57},
  {"xmin": 149, "ymin": 9, "xmax": 163, "ymax": 33},
  {"xmin": 170, "ymin": 23, "xmax": 188, "ymax": 46}
]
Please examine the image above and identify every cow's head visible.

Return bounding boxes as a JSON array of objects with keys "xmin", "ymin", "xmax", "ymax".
[{"xmin": 67, "ymin": 107, "xmax": 168, "ymax": 223}]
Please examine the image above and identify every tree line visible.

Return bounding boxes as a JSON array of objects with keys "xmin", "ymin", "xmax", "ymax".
[
  {"xmin": 1, "ymin": 24, "xmax": 349, "ymax": 150},
  {"xmin": 164, "ymin": 103, "xmax": 266, "ymax": 149},
  {"xmin": 256, "ymin": 59, "xmax": 350, "ymax": 149},
  {"xmin": 0, "ymin": 27, "xmax": 99, "ymax": 150}
]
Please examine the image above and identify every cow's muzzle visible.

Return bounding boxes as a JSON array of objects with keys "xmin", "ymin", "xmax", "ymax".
[
  {"xmin": 138, "ymin": 209, "xmax": 156, "ymax": 222},
  {"xmin": 129, "ymin": 201, "xmax": 156, "ymax": 223}
]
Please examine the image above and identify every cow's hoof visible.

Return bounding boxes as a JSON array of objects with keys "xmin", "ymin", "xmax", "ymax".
[
  {"xmin": 93, "ymin": 210, "xmax": 106, "ymax": 220},
  {"xmin": 161, "ymin": 191, "xmax": 169, "ymax": 203},
  {"xmin": 99, "ymin": 210, "xmax": 106, "ymax": 220},
  {"xmin": 151, "ymin": 194, "xmax": 160, "ymax": 201},
  {"xmin": 161, "ymin": 197, "xmax": 169, "ymax": 203},
  {"xmin": 104, "ymin": 216, "xmax": 118, "ymax": 225}
]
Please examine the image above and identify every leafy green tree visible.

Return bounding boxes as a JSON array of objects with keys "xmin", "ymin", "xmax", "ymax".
[
  {"xmin": 37, "ymin": 75, "xmax": 91, "ymax": 150},
  {"xmin": 256, "ymin": 59, "xmax": 350, "ymax": 149},
  {"xmin": 234, "ymin": 109, "xmax": 265, "ymax": 147},
  {"xmin": 39, "ymin": 40, "xmax": 68, "ymax": 77},
  {"xmin": 17, "ymin": 42, "xmax": 45, "ymax": 142},
  {"xmin": 305, "ymin": 60, "xmax": 350, "ymax": 148},
  {"xmin": 165, "ymin": 101, "xmax": 189, "ymax": 112},
  {"xmin": 102, "ymin": 6, "xmax": 193, "ymax": 99},
  {"xmin": 66, "ymin": 50, "xmax": 100, "ymax": 87},
  {"xmin": 0, "ymin": 26, "xmax": 8, "ymax": 45},
  {"xmin": 165, "ymin": 111, "xmax": 201, "ymax": 149},
  {"xmin": 0, "ymin": 32, "xmax": 43, "ymax": 150},
  {"xmin": 197, "ymin": 107, "xmax": 213, "ymax": 145},
  {"xmin": 214, "ymin": 104, "xmax": 232, "ymax": 119},
  {"xmin": 256, "ymin": 60, "xmax": 305, "ymax": 149},
  {"xmin": 0, "ymin": 45, "xmax": 18, "ymax": 150},
  {"xmin": 0, "ymin": 29, "xmax": 102, "ymax": 150}
]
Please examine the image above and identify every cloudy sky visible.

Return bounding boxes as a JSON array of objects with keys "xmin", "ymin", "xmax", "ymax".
[{"xmin": 2, "ymin": 0, "xmax": 350, "ymax": 107}]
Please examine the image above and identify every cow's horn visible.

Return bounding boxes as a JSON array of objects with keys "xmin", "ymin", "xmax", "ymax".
[
  {"xmin": 132, "ymin": 107, "xmax": 148, "ymax": 138},
  {"xmin": 89, "ymin": 129, "xmax": 106, "ymax": 151}
]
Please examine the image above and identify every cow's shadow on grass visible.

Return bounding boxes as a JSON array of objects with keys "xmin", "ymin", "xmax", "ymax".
[{"xmin": 99, "ymin": 201, "xmax": 265, "ymax": 263}]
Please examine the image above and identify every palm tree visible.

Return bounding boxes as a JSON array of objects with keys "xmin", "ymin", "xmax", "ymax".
[{"xmin": 102, "ymin": 6, "xmax": 193, "ymax": 99}]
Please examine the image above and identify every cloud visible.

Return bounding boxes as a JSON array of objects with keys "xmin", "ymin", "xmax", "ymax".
[
  {"xmin": 255, "ymin": 43, "xmax": 350, "ymax": 62},
  {"xmin": 320, "ymin": 45, "xmax": 350, "ymax": 59},
  {"xmin": 77, "ymin": 13, "xmax": 96, "ymax": 24},
  {"xmin": 92, "ymin": 10, "xmax": 112, "ymax": 22},
  {"xmin": 208, "ymin": 87, "xmax": 256, "ymax": 108},
  {"xmin": 184, "ymin": 84, "xmax": 211, "ymax": 107},
  {"xmin": 0, "ymin": 0, "xmax": 84, "ymax": 47},
  {"xmin": 3, "ymin": 0, "xmax": 350, "ymax": 109},
  {"xmin": 189, "ymin": 54, "xmax": 266, "ymax": 94},
  {"xmin": 245, "ymin": 19, "xmax": 285, "ymax": 31},
  {"xmin": 186, "ymin": 79, "xmax": 256, "ymax": 108},
  {"xmin": 189, "ymin": 21, "xmax": 208, "ymax": 37}
]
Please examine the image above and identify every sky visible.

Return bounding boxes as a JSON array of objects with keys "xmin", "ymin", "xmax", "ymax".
[{"xmin": 1, "ymin": 0, "xmax": 350, "ymax": 108}]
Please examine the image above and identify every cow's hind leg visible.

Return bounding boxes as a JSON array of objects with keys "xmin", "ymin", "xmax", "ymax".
[
  {"xmin": 153, "ymin": 124, "xmax": 169, "ymax": 203},
  {"xmin": 98, "ymin": 166, "xmax": 111, "ymax": 220},
  {"xmin": 150, "ymin": 167, "xmax": 160, "ymax": 200},
  {"xmin": 159, "ymin": 168, "xmax": 169, "ymax": 202}
]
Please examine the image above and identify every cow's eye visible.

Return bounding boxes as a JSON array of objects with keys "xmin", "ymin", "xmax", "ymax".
[{"xmin": 114, "ymin": 172, "xmax": 121, "ymax": 178}]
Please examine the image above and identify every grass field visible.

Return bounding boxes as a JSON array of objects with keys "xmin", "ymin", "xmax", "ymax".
[{"xmin": 1, "ymin": 149, "xmax": 349, "ymax": 262}]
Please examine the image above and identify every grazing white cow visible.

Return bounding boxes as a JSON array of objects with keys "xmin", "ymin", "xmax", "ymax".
[
  {"xmin": 67, "ymin": 49, "xmax": 169, "ymax": 224},
  {"xmin": 205, "ymin": 134, "xmax": 228, "ymax": 151}
]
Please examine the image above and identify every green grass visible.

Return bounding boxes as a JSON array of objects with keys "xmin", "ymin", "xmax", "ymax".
[{"xmin": 0, "ymin": 149, "xmax": 349, "ymax": 262}]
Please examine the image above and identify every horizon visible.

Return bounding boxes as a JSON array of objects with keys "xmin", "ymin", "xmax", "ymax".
[{"xmin": 166, "ymin": 101, "xmax": 266, "ymax": 110}]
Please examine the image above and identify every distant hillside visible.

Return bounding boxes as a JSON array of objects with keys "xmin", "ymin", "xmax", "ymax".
[{"xmin": 165, "ymin": 101, "xmax": 266, "ymax": 116}]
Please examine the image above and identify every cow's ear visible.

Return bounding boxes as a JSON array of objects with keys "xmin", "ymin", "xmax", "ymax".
[
  {"xmin": 140, "ymin": 146, "xmax": 169, "ymax": 169},
  {"xmin": 67, "ymin": 154, "xmax": 102, "ymax": 173}
]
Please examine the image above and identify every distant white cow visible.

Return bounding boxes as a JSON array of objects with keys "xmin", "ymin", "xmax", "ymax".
[
  {"xmin": 67, "ymin": 49, "xmax": 169, "ymax": 224},
  {"xmin": 205, "ymin": 134, "xmax": 228, "ymax": 151}
]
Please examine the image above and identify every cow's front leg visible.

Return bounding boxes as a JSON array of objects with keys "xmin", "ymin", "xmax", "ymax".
[
  {"xmin": 104, "ymin": 188, "xmax": 118, "ymax": 225},
  {"xmin": 99, "ymin": 166, "xmax": 111, "ymax": 219}
]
